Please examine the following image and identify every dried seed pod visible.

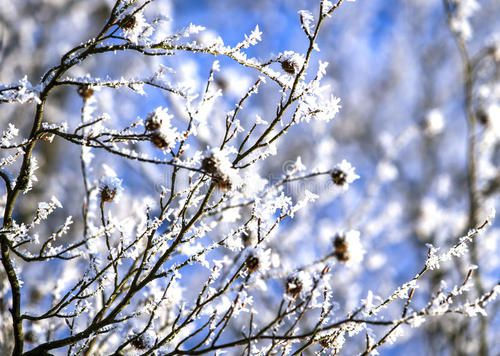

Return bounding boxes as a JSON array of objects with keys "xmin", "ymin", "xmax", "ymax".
[
  {"xmin": 145, "ymin": 114, "xmax": 162, "ymax": 131},
  {"xmin": 77, "ymin": 85, "xmax": 94, "ymax": 100},
  {"xmin": 201, "ymin": 155, "xmax": 220, "ymax": 175},
  {"xmin": 319, "ymin": 336, "xmax": 333, "ymax": 348},
  {"xmin": 333, "ymin": 233, "xmax": 349, "ymax": 262},
  {"xmin": 281, "ymin": 59, "xmax": 299, "ymax": 75},
  {"xmin": 151, "ymin": 132, "xmax": 169, "ymax": 150},
  {"xmin": 100, "ymin": 185, "xmax": 117, "ymax": 203},
  {"xmin": 130, "ymin": 334, "xmax": 148, "ymax": 350},
  {"xmin": 331, "ymin": 168, "xmax": 347, "ymax": 186},
  {"xmin": 285, "ymin": 276, "xmax": 303, "ymax": 298},
  {"xmin": 214, "ymin": 174, "xmax": 233, "ymax": 191},
  {"xmin": 246, "ymin": 255, "xmax": 260, "ymax": 273}
]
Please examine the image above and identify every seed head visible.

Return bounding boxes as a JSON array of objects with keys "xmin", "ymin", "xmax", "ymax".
[
  {"xmin": 331, "ymin": 168, "xmax": 347, "ymax": 186},
  {"xmin": 214, "ymin": 174, "xmax": 233, "ymax": 191},
  {"xmin": 286, "ymin": 276, "xmax": 303, "ymax": 298},
  {"xmin": 145, "ymin": 114, "xmax": 162, "ymax": 131},
  {"xmin": 201, "ymin": 155, "xmax": 220, "ymax": 175},
  {"xmin": 330, "ymin": 160, "xmax": 359, "ymax": 190},
  {"xmin": 100, "ymin": 185, "xmax": 117, "ymax": 203},
  {"xmin": 77, "ymin": 85, "xmax": 94, "ymax": 100},
  {"xmin": 281, "ymin": 59, "xmax": 299, "ymax": 75},
  {"xmin": 99, "ymin": 175, "xmax": 122, "ymax": 203},
  {"xmin": 151, "ymin": 132, "xmax": 169, "ymax": 150},
  {"xmin": 246, "ymin": 255, "xmax": 260, "ymax": 273},
  {"xmin": 333, "ymin": 233, "xmax": 349, "ymax": 262},
  {"xmin": 130, "ymin": 335, "xmax": 148, "ymax": 350}
]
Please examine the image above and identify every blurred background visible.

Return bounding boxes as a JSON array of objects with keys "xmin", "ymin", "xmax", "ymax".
[{"xmin": 1, "ymin": 0, "xmax": 499, "ymax": 355}]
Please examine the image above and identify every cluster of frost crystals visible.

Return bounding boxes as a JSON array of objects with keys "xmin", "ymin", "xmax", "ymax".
[
  {"xmin": 0, "ymin": 77, "xmax": 41, "ymax": 104},
  {"xmin": 295, "ymin": 61, "xmax": 341, "ymax": 122},
  {"xmin": 422, "ymin": 108, "xmax": 445, "ymax": 136},
  {"xmin": 425, "ymin": 210, "xmax": 494, "ymax": 270},
  {"xmin": 298, "ymin": 10, "xmax": 315, "ymax": 37},
  {"xmin": 0, "ymin": 124, "xmax": 19, "ymax": 147},
  {"xmin": 21, "ymin": 156, "xmax": 39, "ymax": 194},
  {"xmin": 238, "ymin": 25, "xmax": 263, "ymax": 48},
  {"xmin": 449, "ymin": 0, "xmax": 480, "ymax": 40},
  {"xmin": 32, "ymin": 197, "xmax": 63, "ymax": 225},
  {"xmin": 343, "ymin": 229, "xmax": 366, "ymax": 267}
]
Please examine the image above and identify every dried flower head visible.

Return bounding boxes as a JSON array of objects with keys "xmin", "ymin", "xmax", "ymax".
[
  {"xmin": 331, "ymin": 169, "xmax": 347, "ymax": 186},
  {"xmin": 201, "ymin": 155, "xmax": 220, "ymax": 175},
  {"xmin": 332, "ymin": 230, "xmax": 365, "ymax": 266},
  {"xmin": 213, "ymin": 174, "xmax": 233, "ymax": 191},
  {"xmin": 130, "ymin": 335, "xmax": 148, "ymax": 350},
  {"xmin": 77, "ymin": 85, "xmax": 94, "ymax": 100},
  {"xmin": 286, "ymin": 276, "xmax": 303, "ymax": 298},
  {"xmin": 279, "ymin": 51, "xmax": 304, "ymax": 75},
  {"xmin": 100, "ymin": 186, "xmax": 116, "ymax": 203},
  {"xmin": 99, "ymin": 175, "xmax": 123, "ymax": 203},
  {"xmin": 333, "ymin": 233, "xmax": 349, "ymax": 262},
  {"xmin": 146, "ymin": 107, "xmax": 178, "ymax": 150},
  {"xmin": 331, "ymin": 160, "xmax": 359, "ymax": 190},
  {"xmin": 246, "ymin": 255, "xmax": 260, "ymax": 273},
  {"xmin": 202, "ymin": 148, "xmax": 241, "ymax": 192},
  {"xmin": 145, "ymin": 114, "xmax": 162, "ymax": 131},
  {"xmin": 281, "ymin": 59, "xmax": 300, "ymax": 75},
  {"xmin": 150, "ymin": 131, "xmax": 170, "ymax": 150}
]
